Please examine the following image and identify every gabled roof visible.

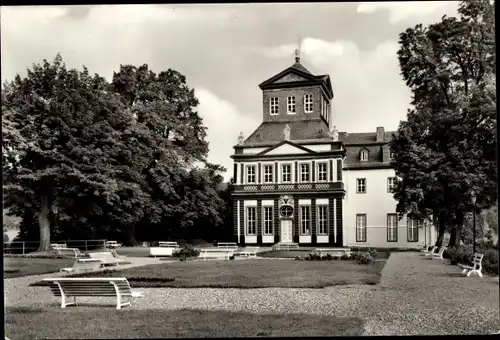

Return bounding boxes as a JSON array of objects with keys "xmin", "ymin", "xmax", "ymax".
[
  {"xmin": 240, "ymin": 119, "xmax": 333, "ymax": 146},
  {"xmin": 338, "ymin": 131, "xmax": 397, "ymax": 145},
  {"xmin": 290, "ymin": 61, "xmax": 312, "ymax": 75},
  {"xmin": 256, "ymin": 140, "xmax": 317, "ymax": 156}
]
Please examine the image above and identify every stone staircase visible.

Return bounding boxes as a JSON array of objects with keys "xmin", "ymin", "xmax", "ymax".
[{"xmin": 272, "ymin": 242, "xmax": 300, "ymax": 251}]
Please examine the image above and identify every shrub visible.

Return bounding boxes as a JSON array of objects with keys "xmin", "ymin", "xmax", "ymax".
[
  {"xmin": 172, "ymin": 244, "xmax": 200, "ymax": 258},
  {"xmin": 340, "ymin": 254, "xmax": 350, "ymax": 261},
  {"xmin": 444, "ymin": 246, "xmax": 473, "ymax": 266},
  {"xmin": 483, "ymin": 248, "xmax": 499, "ymax": 275},
  {"xmin": 357, "ymin": 252, "xmax": 374, "ymax": 265},
  {"xmin": 368, "ymin": 249, "xmax": 377, "ymax": 258},
  {"xmin": 326, "ymin": 253, "xmax": 333, "ymax": 261}
]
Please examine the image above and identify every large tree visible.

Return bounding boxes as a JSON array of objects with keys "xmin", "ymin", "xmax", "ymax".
[{"xmin": 391, "ymin": 0, "xmax": 496, "ymax": 247}]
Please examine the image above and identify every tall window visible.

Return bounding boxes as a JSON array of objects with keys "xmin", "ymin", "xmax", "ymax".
[
  {"xmin": 300, "ymin": 205, "xmax": 311, "ymax": 235},
  {"xmin": 317, "ymin": 162, "xmax": 327, "ymax": 182},
  {"xmin": 387, "ymin": 214, "xmax": 398, "ymax": 242},
  {"xmin": 325, "ymin": 104, "xmax": 330, "ymax": 124},
  {"xmin": 317, "ymin": 205, "xmax": 328, "ymax": 235},
  {"xmin": 304, "ymin": 94, "xmax": 313, "ymax": 113},
  {"xmin": 263, "ymin": 206, "xmax": 273, "ymax": 235},
  {"xmin": 264, "ymin": 165, "xmax": 273, "ymax": 183},
  {"xmin": 287, "ymin": 96, "xmax": 296, "ymax": 114},
  {"xmin": 408, "ymin": 218, "xmax": 418, "ymax": 242},
  {"xmin": 247, "ymin": 207, "xmax": 256, "ymax": 235},
  {"xmin": 270, "ymin": 97, "xmax": 279, "ymax": 115},
  {"xmin": 281, "ymin": 164, "xmax": 291, "ymax": 182},
  {"xmin": 356, "ymin": 178, "xmax": 366, "ymax": 193},
  {"xmin": 356, "ymin": 214, "xmax": 367, "ymax": 242},
  {"xmin": 387, "ymin": 177, "xmax": 396, "ymax": 193},
  {"xmin": 360, "ymin": 149, "xmax": 369, "ymax": 161},
  {"xmin": 300, "ymin": 163, "xmax": 310, "ymax": 182},
  {"xmin": 246, "ymin": 165, "xmax": 256, "ymax": 184}
]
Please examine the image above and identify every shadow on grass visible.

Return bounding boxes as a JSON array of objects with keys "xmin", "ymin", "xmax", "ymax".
[{"xmin": 5, "ymin": 307, "xmax": 364, "ymax": 338}]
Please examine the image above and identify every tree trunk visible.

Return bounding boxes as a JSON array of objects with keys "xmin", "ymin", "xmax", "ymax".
[
  {"xmin": 448, "ymin": 211, "xmax": 464, "ymax": 248},
  {"xmin": 126, "ymin": 225, "xmax": 138, "ymax": 246},
  {"xmin": 435, "ymin": 214, "xmax": 446, "ymax": 247},
  {"xmin": 37, "ymin": 196, "xmax": 52, "ymax": 251}
]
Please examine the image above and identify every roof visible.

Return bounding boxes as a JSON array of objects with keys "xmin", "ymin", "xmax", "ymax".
[
  {"xmin": 338, "ymin": 131, "xmax": 397, "ymax": 145},
  {"xmin": 290, "ymin": 61, "xmax": 312, "ymax": 75},
  {"xmin": 241, "ymin": 120, "xmax": 332, "ymax": 146}
]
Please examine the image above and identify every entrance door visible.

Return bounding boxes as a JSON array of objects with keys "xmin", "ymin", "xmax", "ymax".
[{"xmin": 280, "ymin": 220, "xmax": 293, "ymax": 243}]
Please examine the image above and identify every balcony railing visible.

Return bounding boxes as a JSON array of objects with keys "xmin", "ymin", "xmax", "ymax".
[{"xmin": 233, "ymin": 182, "xmax": 344, "ymax": 192}]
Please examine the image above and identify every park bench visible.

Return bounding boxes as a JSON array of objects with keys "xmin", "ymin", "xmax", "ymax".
[
  {"xmin": 458, "ymin": 253, "xmax": 484, "ymax": 278},
  {"xmin": 217, "ymin": 242, "xmax": 238, "ymax": 250},
  {"xmin": 199, "ymin": 248, "xmax": 235, "ymax": 260},
  {"xmin": 56, "ymin": 247, "xmax": 84, "ymax": 258},
  {"xmin": 60, "ymin": 258, "xmax": 103, "ymax": 273},
  {"xmin": 158, "ymin": 241, "xmax": 180, "ymax": 248},
  {"xmin": 105, "ymin": 241, "xmax": 122, "ymax": 248},
  {"xmin": 315, "ymin": 248, "xmax": 352, "ymax": 258},
  {"xmin": 422, "ymin": 246, "xmax": 437, "ymax": 256},
  {"xmin": 150, "ymin": 242, "xmax": 180, "ymax": 257},
  {"xmin": 89, "ymin": 251, "xmax": 126, "ymax": 266},
  {"xmin": 42, "ymin": 277, "xmax": 143, "ymax": 309},
  {"xmin": 110, "ymin": 249, "xmax": 127, "ymax": 261},
  {"xmin": 236, "ymin": 247, "xmax": 259, "ymax": 257},
  {"xmin": 51, "ymin": 243, "xmax": 67, "ymax": 249},
  {"xmin": 431, "ymin": 246, "xmax": 447, "ymax": 260}
]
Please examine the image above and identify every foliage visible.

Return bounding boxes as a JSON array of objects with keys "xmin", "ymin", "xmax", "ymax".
[
  {"xmin": 391, "ymin": 0, "xmax": 496, "ymax": 247},
  {"xmin": 357, "ymin": 252, "xmax": 375, "ymax": 265},
  {"xmin": 172, "ymin": 244, "xmax": 201, "ymax": 258}
]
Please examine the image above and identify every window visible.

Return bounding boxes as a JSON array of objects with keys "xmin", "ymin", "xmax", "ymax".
[
  {"xmin": 304, "ymin": 94, "xmax": 313, "ymax": 113},
  {"xmin": 263, "ymin": 165, "xmax": 273, "ymax": 183},
  {"xmin": 356, "ymin": 178, "xmax": 366, "ymax": 193},
  {"xmin": 317, "ymin": 205, "xmax": 328, "ymax": 235},
  {"xmin": 263, "ymin": 206, "xmax": 273, "ymax": 235},
  {"xmin": 408, "ymin": 218, "xmax": 418, "ymax": 242},
  {"xmin": 356, "ymin": 214, "xmax": 367, "ymax": 242},
  {"xmin": 325, "ymin": 103, "xmax": 330, "ymax": 124},
  {"xmin": 387, "ymin": 177, "xmax": 396, "ymax": 193},
  {"xmin": 300, "ymin": 163, "xmax": 310, "ymax": 182},
  {"xmin": 287, "ymin": 96, "xmax": 296, "ymax": 114},
  {"xmin": 389, "ymin": 150, "xmax": 394, "ymax": 160},
  {"xmin": 246, "ymin": 165, "xmax": 256, "ymax": 184},
  {"xmin": 300, "ymin": 205, "xmax": 311, "ymax": 235},
  {"xmin": 387, "ymin": 214, "xmax": 398, "ymax": 242},
  {"xmin": 317, "ymin": 162, "xmax": 327, "ymax": 182},
  {"xmin": 247, "ymin": 207, "xmax": 256, "ymax": 235},
  {"xmin": 270, "ymin": 97, "xmax": 279, "ymax": 115},
  {"xmin": 281, "ymin": 164, "xmax": 291, "ymax": 183},
  {"xmin": 360, "ymin": 149, "xmax": 369, "ymax": 161}
]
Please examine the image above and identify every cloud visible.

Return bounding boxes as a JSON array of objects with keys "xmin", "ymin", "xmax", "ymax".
[
  {"xmin": 356, "ymin": 1, "xmax": 459, "ymax": 24},
  {"xmin": 196, "ymin": 88, "xmax": 260, "ymax": 181}
]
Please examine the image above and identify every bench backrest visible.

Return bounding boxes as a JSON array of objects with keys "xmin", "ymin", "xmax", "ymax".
[
  {"xmin": 58, "ymin": 248, "xmax": 81, "ymax": 257},
  {"xmin": 437, "ymin": 246, "xmax": 446, "ymax": 255},
  {"xmin": 217, "ymin": 243, "xmax": 238, "ymax": 249},
  {"xmin": 472, "ymin": 253, "xmax": 484, "ymax": 268},
  {"xmin": 89, "ymin": 252, "xmax": 115, "ymax": 260},
  {"xmin": 158, "ymin": 242, "xmax": 179, "ymax": 248},
  {"xmin": 43, "ymin": 278, "xmax": 133, "ymax": 297}
]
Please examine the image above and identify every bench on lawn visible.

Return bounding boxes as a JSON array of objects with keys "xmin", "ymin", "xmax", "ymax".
[
  {"xmin": 105, "ymin": 241, "xmax": 122, "ymax": 248},
  {"xmin": 51, "ymin": 243, "xmax": 67, "ymax": 249},
  {"xmin": 110, "ymin": 249, "xmax": 127, "ymax": 261},
  {"xmin": 150, "ymin": 242, "xmax": 180, "ymax": 257},
  {"xmin": 56, "ymin": 248, "xmax": 84, "ymax": 258},
  {"xmin": 89, "ymin": 251, "xmax": 126, "ymax": 265},
  {"xmin": 199, "ymin": 248, "xmax": 235, "ymax": 260},
  {"xmin": 217, "ymin": 242, "xmax": 238, "ymax": 250},
  {"xmin": 315, "ymin": 248, "xmax": 352, "ymax": 258},
  {"xmin": 60, "ymin": 258, "xmax": 103, "ymax": 273},
  {"xmin": 430, "ymin": 246, "xmax": 446, "ymax": 260},
  {"xmin": 422, "ymin": 246, "xmax": 437, "ymax": 256},
  {"xmin": 43, "ymin": 277, "xmax": 143, "ymax": 309},
  {"xmin": 236, "ymin": 247, "xmax": 259, "ymax": 257},
  {"xmin": 158, "ymin": 241, "xmax": 180, "ymax": 248},
  {"xmin": 458, "ymin": 253, "xmax": 484, "ymax": 277}
]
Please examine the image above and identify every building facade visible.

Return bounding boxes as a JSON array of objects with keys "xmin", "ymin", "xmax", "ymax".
[{"xmin": 231, "ymin": 53, "xmax": 436, "ymax": 248}]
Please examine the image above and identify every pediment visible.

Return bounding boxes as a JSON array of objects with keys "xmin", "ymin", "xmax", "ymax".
[
  {"xmin": 273, "ymin": 73, "xmax": 309, "ymax": 84},
  {"xmin": 259, "ymin": 141, "xmax": 315, "ymax": 156}
]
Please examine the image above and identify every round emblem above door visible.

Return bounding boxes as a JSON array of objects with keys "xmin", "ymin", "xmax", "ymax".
[{"xmin": 280, "ymin": 205, "xmax": 294, "ymax": 218}]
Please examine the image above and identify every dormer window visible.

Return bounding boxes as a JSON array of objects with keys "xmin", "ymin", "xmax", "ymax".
[
  {"xmin": 287, "ymin": 96, "xmax": 296, "ymax": 114},
  {"xmin": 360, "ymin": 149, "xmax": 369, "ymax": 162},
  {"xmin": 304, "ymin": 94, "xmax": 313, "ymax": 113},
  {"xmin": 270, "ymin": 97, "xmax": 279, "ymax": 115}
]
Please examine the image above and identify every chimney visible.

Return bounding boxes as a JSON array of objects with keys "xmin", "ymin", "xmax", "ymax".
[{"xmin": 376, "ymin": 127, "xmax": 385, "ymax": 142}]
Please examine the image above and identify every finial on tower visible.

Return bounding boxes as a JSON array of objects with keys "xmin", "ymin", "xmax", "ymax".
[{"xmin": 295, "ymin": 35, "xmax": 301, "ymax": 63}]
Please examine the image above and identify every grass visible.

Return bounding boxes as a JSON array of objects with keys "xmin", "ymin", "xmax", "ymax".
[
  {"xmin": 32, "ymin": 258, "xmax": 386, "ymax": 288},
  {"xmin": 4, "ymin": 257, "xmax": 76, "ymax": 278},
  {"xmin": 259, "ymin": 249, "xmax": 391, "ymax": 260},
  {"xmin": 5, "ymin": 307, "xmax": 363, "ymax": 338}
]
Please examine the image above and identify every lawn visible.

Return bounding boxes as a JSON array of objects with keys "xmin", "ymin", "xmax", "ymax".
[
  {"xmin": 4, "ymin": 257, "xmax": 76, "ymax": 279},
  {"xmin": 32, "ymin": 258, "xmax": 386, "ymax": 288},
  {"xmin": 259, "ymin": 249, "xmax": 391, "ymax": 260},
  {"xmin": 5, "ymin": 307, "xmax": 363, "ymax": 338}
]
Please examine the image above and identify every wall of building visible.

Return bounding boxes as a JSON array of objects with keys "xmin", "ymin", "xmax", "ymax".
[{"xmin": 343, "ymin": 168, "xmax": 436, "ymax": 248}]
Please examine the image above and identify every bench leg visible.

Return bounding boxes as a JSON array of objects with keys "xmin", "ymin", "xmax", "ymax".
[
  {"xmin": 56, "ymin": 282, "xmax": 76, "ymax": 308},
  {"xmin": 462, "ymin": 268, "xmax": 468, "ymax": 274},
  {"xmin": 467, "ymin": 270, "xmax": 483, "ymax": 278}
]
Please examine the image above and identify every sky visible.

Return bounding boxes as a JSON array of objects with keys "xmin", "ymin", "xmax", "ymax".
[{"xmin": 1, "ymin": 2, "xmax": 460, "ymax": 181}]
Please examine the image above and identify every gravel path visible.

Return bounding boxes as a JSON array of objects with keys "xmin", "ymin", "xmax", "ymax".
[
  {"xmin": 5, "ymin": 253, "xmax": 499, "ymax": 335},
  {"xmin": 358, "ymin": 252, "xmax": 500, "ymax": 335}
]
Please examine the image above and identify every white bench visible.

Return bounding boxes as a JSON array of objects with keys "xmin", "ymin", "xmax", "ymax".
[
  {"xmin": 43, "ymin": 277, "xmax": 143, "ymax": 309},
  {"xmin": 431, "ymin": 246, "xmax": 446, "ymax": 260},
  {"xmin": 105, "ymin": 241, "xmax": 122, "ymax": 248},
  {"xmin": 150, "ymin": 242, "xmax": 180, "ymax": 257},
  {"xmin": 158, "ymin": 241, "xmax": 180, "ymax": 248},
  {"xmin": 51, "ymin": 243, "xmax": 67, "ymax": 249},
  {"xmin": 60, "ymin": 259, "xmax": 103, "ymax": 273},
  {"xmin": 199, "ymin": 248, "xmax": 235, "ymax": 260},
  {"xmin": 110, "ymin": 249, "xmax": 127, "ymax": 261},
  {"xmin": 217, "ymin": 242, "xmax": 238, "ymax": 250},
  {"xmin": 315, "ymin": 248, "xmax": 352, "ymax": 257},
  {"xmin": 236, "ymin": 247, "xmax": 259, "ymax": 257},
  {"xmin": 57, "ymin": 248, "xmax": 84, "ymax": 258},
  {"xmin": 89, "ymin": 251, "xmax": 126, "ymax": 265},
  {"xmin": 422, "ymin": 246, "xmax": 437, "ymax": 256},
  {"xmin": 458, "ymin": 253, "xmax": 484, "ymax": 277}
]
